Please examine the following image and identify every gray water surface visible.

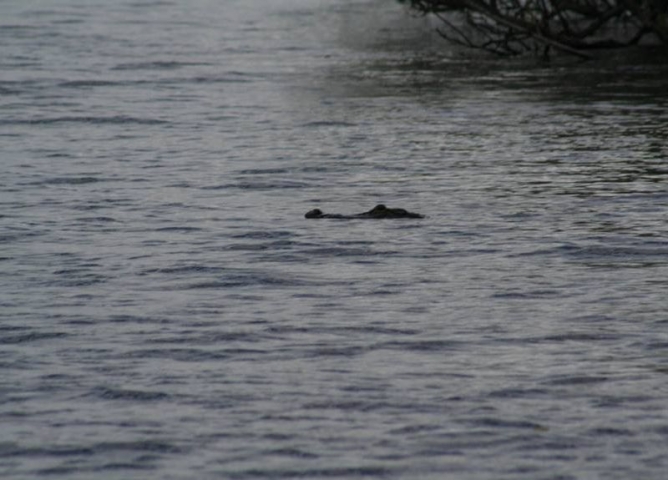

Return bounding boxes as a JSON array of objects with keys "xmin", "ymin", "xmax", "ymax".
[{"xmin": 2, "ymin": 0, "xmax": 668, "ymax": 479}]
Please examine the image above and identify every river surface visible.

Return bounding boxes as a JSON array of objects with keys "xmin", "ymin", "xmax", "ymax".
[{"xmin": 2, "ymin": 1, "xmax": 668, "ymax": 479}]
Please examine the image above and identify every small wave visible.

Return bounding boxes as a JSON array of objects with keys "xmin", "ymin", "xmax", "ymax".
[
  {"xmin": 154, "ymin": 226, "xmax": 202, "ymax": 233},
  {"xmin": 559, "ymin": 243, "xmax": 668, "ymax": 268},
  {"xmin": 108, "ymin": 314, "xmax": 170, "ymax": 324},
  {"xmin": 230, "ymin": 230, "xmax": 294, "ymax": 240},
  {"xmin": 75, "ymin": 216, "xmax": 118, "ymax": 223},
  {"xmin": 540, "ymin": 332, "xmax": 620, "ymax": 342},
  {"xmin": 0, "ymin": 229, "xmax": 45, "ymax": 244},
  {"xmin": 305, "ymin": 345, "xmax": 369, "ymax": 358},
  {"xmin": 381, "ymin": 339, "xmax": 462, "ymax": 352},
  {"xmin": 140, "ymin": 265, "xmax": 224, "ymax": 275},
  {"xmin": 304, "ymin": 247, "xmax": 397, "ymax": 258},
  {"xmin": 32, "ymin": 176, "xmax": 101, "ymax": 186},
  {"xmin": 468, "ymin": 417, "xmax": 546, "ymax": 430},
  {"xmin": 50, "ymin": 270, "xmax": 107, "ymax": 287},
  {"xmin": 572, "ymin": 245, "xmax": 668, "ymax": 258},
  {"xmin": 261, "ymin": 447, "xmax": 319, "ymax": 459},
  {"xmin": 236, "ymin": 168, "xmax": 290, "ymax": 175},
  {"xmin": 0, "ymin": 443, "xmax": 94, "ymax": 458},
  {"xmin": 125, "ymin": 1, "xmax": 179, "ymax": 10},
  {"xmin": 0, "ymin": 24, "xmax": 39, "ymax": 31},
  {"xmin": 544, "ymin": 375, "xmax": 609, "ymax": 386},
  {"xmin": 225, "ymin": 466, "xmax": 391, "ymax": 479},
  {"xmin": 587, "ymin": 427, "xmax": 634, "ymax": 437},
  {"xmin": 146, "ymin": 331, "xmax": 257, "ymax": 345},
  {"xmin": 190, "ymin": 74, "xmax": 254, "ymax": 84},
  {"xmin": 0, "ymin": 331, "xmax": 67, "ymax": 344},
  {"xmin": 122, "ymin": 348, "xmax": 232, "ymax": 362},
  {"xmin": 180, "ymin": 273, "xmax": 306, "ymax": 289},
  {"xmin": 58, "ymin": 80, "xmax": 120, "ymax": 88},
  {"xmin": 90, "ymin": 386, "xmax": 170, "ymax": 402},
  {"xmin": 491, "ymin": 290, "xmax": 562, "ymax": 299},
  {"xmin": 202, "ymin": 181, "xmax": 306, "ymax": 190},
  {"xmin": 0, "ymin": 86, "xmax": 21, "ymax": 95},
  {"xmin": 112, "ymin": 60, "xmax": 204, "ymax": 70},
  {"xmin": 94, "ymin": 439, "xmax": 183, "ymax": 454},
  {"xmin": 301, "ymin": 120, "xmax": 358, "ymax": 128},
  {"xmin": 1, "ymin": 115, "xmax": 168, "ymax": 126},
  {"xmin": 487, "ymin": 387, "xmax": 549, "ymax": 399}
]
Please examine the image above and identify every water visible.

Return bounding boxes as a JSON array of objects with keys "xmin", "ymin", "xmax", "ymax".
[{"xmin": 2, "ymin": 0, "xmax": 668, "ymax": 478}]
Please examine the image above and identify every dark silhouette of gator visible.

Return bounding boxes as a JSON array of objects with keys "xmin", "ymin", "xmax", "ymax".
[{"xmin": 305, "ymin": 204, "xmax": 424, "ymax": 219}]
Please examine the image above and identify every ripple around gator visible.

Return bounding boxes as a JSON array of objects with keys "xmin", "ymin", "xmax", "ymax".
[{"xmin": 305, "ymin": 204, "xmax": 424, "ymax": 219}]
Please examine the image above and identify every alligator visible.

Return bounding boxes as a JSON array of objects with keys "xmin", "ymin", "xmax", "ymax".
[{"xmin": 305, "ymin": 204, "xmax": 424, "ymax": 219}]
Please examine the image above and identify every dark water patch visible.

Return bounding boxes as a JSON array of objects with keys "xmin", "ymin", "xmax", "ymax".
[
  {"xmin": 75, "ymin": 216, "xmax": 118, "ymax": 223},
  {"xmin": 39, "ymin": 462, "xmax": 155, "ymax": 475},
  {"xmin": 0, "ymin": 24, "xmax": 40, "ymax": 31},
  {"xmin": 307, "ymin": 345, "xmax": 369, "ymax": 358},
  {"xmin": 72, "ymin": 199, "xmax": 134, "ymax": 210},
  {"xmin": 380, "ymin": 339, "xmax": 462, "ymax": 352},
  {"xmin": 174, "ymin": 271, "xmax": 309, "ymax": 290},
  {"xmin": 518, "ymin": 437, "xmax": 584, "ymax": 453},
  {"xmin": 467, "ymin": 417, "xmax": 546, "ymax": 430},
  {"xmin": 225, "ymin": 465, "xmax": 392, "ymax": 479},
  {"xmin": 0, "ymin": 324, "xmax": 31, "ymax": 333},
  {"xmin": 29, "ymin": 176, "xmax": 102, "ymax": 186},
  {"xmin": 202, "ymin": 181, "xmax": 307, "ymax": 190},
  {"xmin": 154, "ymin": 226, "xmax": 203, "ymax": 232},
  {"xmin": 388, "ymin": 423, "xmax": 442, "ymax": 435},
  {"xmin": 0, "ymin": 85, "xmax": 22, "ymax": 95},
  {"xmin": 93, "ymin": 439, "xmax": 183, "ymax": 454},
  {"xmin": 1, "ymin": 116, "xmax": 168, "ymax": 126},
  {"xmin": 544, "ymin": 375, "xmax": 609, "ymax": 386},
  {"xmin": 492, "ymin": 290, "xmax": 563, "ymax": 300},
  {"xmin": 301, "ymin": 120, "xmax": 358, "ymax": 128},
  {"xmin": 0, "ymin": 331, "xmax": 67, "ymax": 345},
  {"xmin": 50, "ymin": 270, "xmax": 107, "ymax": 287},
  {"xmin": 122, "ymin": 348, "xmax": 232, "ymax": 362},
  {"xmin": 113, "ymin": 60, "xmax": 203, "ymax": 70},
  {"xmin": 225, "ymin": 240, "xmax": 302, "ymax": 252},
  {"xmin": 592, "ymin": 394, "xmax": 654, "ymax": 408},
  {"xmin": 0, "ymin": 443, "xmax": 94, "ymax": 458},
  {"xmin": 652, "ymin": 425, "xmax": 668, "ymax": 435},
  {"xmin": 587, "ymin": 427, "xmax": 635, "ymax": 437},
  {"xmin": 487, "ymin": 387, "xmax": 550, "ymax": 399},
  {"xmin": 236, "ymin": 168, "xmax": 290, "ymax": 175},
  {"xmin": 90, "ymin": 386, "xmax": 171, "ymax": 402},
  {"xmin": 93, "ymin": 462, "xmax": 156, "ymax": 472},
  {"xmin": 256, "ymin": 252, "xmax": 315, "ymax": 264},
  {"xmin": 264, "ymin": 325, "xmax": 315, "ymax": 335},
  {"xmin": 107, "ymin": 314, "xmax": 171, "ymax": 324},
  {"xmin": 492, "ymin": 333, "xmax": 620, "ymax": 346},
  {"xmin": 540, "ymin": 332, "xmax": 621, "ymax": 343},
  {"xmin": 0, "ymin": 229, "xmax": 45, "ymax": 244},
  {"xmin": 58, "ymin": 80, "xmax": 122, "ymax": 88},
  {"xmin": 190, "ymin": 73, "xmax": 255, "ymax": 84},
  {"xmin": 262, "ymin": 447, "xmax": 319, "ymax": 459},
  {"xmin": 230, "ymin": 230, "xmax": 294, "ymax": 240},
  {"xmin": 561, "ymin": 244, "xmax": 668, "ymax": 266},
  {"xmin": 304, "ymin": 247, "xmax": 397, "ymax": 258},
  {"xmin": 145, "ymin": 330, "xmax": 259, "ymax": 345},
  {"xmin": 330, "ymin": 325, "xmax": 420, "ymax": 336},
  {"xmin": 140, "ymin": 265, "xmax": 225, "ymax": 275},
  {"xmin": 124, "ymin": 1, "xmax": 177, "ymax": 9}
]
